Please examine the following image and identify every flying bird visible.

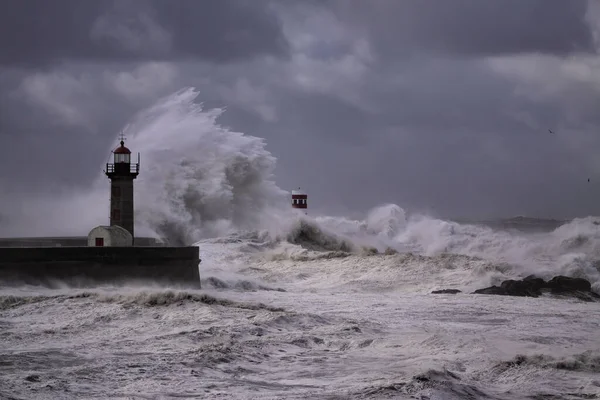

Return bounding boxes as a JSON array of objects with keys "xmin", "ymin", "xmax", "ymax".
[{"xmin": 548, "ymin": 129, "xmax": 554, "ymax": 134}]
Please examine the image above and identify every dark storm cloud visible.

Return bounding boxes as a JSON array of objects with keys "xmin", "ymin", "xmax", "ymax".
[
  {"xmin": 327, "ymin": 0, "xmax": 595, "ymax": 57},
  {"xmin": 0, "ymin": 0, "xmax": 287, "ymax": 67},
  {"xmin": 0, "ymin": 68, "xmax": 129, "ymax": 190},
  {"xmin": 0, "ymin": 61, "xmax": 189, "ymax": 196},
  {"xmin": 254, "ymin": 58, "xmax": 600, "ymax": 218},
  {"xmin": 150, "ymin": 0, "xmax": 288, "ymax": 62},
  {"xmin": 2, "ymin": 0, "xmax": 600, "ymax": 233}
]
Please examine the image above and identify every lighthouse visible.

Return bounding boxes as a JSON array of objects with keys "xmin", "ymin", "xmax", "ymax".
[
  {"xmin": 104, "ymin": 134, "xmax": 140, "ymax": 243},
  {"xmin": 291, "ymin": 187, "xmax": 308, "ymax": 214}
]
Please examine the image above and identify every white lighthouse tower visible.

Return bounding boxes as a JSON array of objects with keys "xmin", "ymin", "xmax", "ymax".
[{"xmin": 291, "ymin": 187, "xmax": 308, "ymax": 215}]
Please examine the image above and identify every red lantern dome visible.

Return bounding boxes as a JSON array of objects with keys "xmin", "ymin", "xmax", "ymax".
[{"xmin": 114, "ymin": 141, "xmax": 131, "ymax": 154}]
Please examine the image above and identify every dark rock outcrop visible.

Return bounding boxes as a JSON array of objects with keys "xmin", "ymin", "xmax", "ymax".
[
  {"xmin": 473, "ymin": 275, "xmax": 600, "ymax": 302},
  {"xmin": 546, "ymin": 276, "xmax": 591, "ymax": 292},
  {"xmin": 431, "ymin": 289, "xmax": 462, "ymax": 294}
]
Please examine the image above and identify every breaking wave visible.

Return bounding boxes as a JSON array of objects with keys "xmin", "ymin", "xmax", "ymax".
[
  {"xmin": 191, "ymin": 208, "xmax": 600, "ymax": 292},
  {"xmin": 104, "ymin": 87, "xmax": 600, "ymax": 292},
  {"xmin": 494, "ymin": 352, "xmax": 600, "ymax": 374},
  {"xmin": 358, "ymin": 369, "xmax": 491, "ymax": 400},
  {"xmin": 275, "ymin": 212, "xmax": 600, "ymax": 291},
  {"xmin": 285, "ymin": 219, "xmax": 356, "ymax": 253},
  {"xmin": 123, "ymin": 87, "xmax": 290, "ymax": 245},
  {"xmin": 0, "ymin": 290, "xmax": 285, "ymax": 312},
  {"xmin": 4, "ymin": 86, "xmax": 600, "ymax": 292}
]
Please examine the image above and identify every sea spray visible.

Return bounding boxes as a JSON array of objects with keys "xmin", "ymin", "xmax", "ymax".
[
  {"xmin": 124, "ymin": 87, "xmax": 290, "ymax": 244},
  {"xmin": 3, "ymin": 86, "xmax": 600, "ymax": 291}
]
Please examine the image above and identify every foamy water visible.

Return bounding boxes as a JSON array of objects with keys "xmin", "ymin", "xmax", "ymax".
[{"xmin": 1, "ymin": 88, "xmax": 600, "ymax": 399}]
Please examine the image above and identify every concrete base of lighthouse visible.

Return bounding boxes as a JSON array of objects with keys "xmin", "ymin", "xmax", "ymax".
[
  {"xmin": 0, "ymin": 137, "xmax": 204, "ymax": 288},
  {"xmin": 0, "ymin": 244, "xmax": 201, "ymax": 288}
]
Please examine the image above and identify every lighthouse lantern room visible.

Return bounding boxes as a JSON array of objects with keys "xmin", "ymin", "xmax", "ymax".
[{"xmin": 291, "ymin": 187, "xmax": 308, "ymax": 212}]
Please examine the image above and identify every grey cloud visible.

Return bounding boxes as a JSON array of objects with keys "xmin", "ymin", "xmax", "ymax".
[
  {"xmin": 212, "ymin": 63, "xmax": 600, "ymax": 216},
  {"xmin": 0, "ymin": 62, "xmax": 183, "ymax": 192},
  {"xmin": 0, "ymin": 0, "xmax": 288, "ymax": 67},
  {"xmin": 189, "ymin": 53, "xmax": 600, "ymax": 218},
  {"xmin": 326, "ymin": 0, "xmax": 595, "ymax": 58},
  {"xmin": 149, "ymin": 0, "xmax": 289, "ymax": 63},
  {"xmin": 5, "ymin": 54, "xmax": 600, "ymax": 220},
  {"xmin": 3, "ymin": 0, "xmax": 600, "ymax": 233}
]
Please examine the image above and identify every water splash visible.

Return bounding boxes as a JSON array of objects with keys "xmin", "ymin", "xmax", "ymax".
[
  {"xmin": 3, "ymin": 86, "xmax": 600, "ymax": 291},
  {"xmin": 122, "ymin": 87, "xmax": 290, "ymax": 244},
  {"xmin": 0, "ymin": 87, "xmax": 291, "ymax": 244}
]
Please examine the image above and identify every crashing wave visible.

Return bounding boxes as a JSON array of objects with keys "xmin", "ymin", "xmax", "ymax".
[
  {"xmin": 285, "ymin": 219, "xmax": 355, "ymax": 253},
  {"xmin": 5, "ymin": 86, "xmax": 600, "ymax": 292}
]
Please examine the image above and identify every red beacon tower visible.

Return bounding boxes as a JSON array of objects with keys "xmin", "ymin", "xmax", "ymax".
[
  {"xmin": 104, "ymin": 133, "xmax": 140, "ymax": 242},
  {"xmin": 291, "ymin": 187, "xmax": 308, "ymax": 214}
]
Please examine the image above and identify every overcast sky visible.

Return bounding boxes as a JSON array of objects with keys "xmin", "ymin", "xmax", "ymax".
[{"xmin": 2, "ymin": 0, "xmax": 600, "ymax": 224}]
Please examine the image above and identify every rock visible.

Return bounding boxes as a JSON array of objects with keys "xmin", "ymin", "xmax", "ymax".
[
  {"xmin": 473, "ymin": 286, "xmax": 505, "ymax": 295},
  {"xmin": 500, "ymin": 278, "xmax": 544, "ymax": 297},
  {"xmin": 473, "ymin": 275, "xmax": 599, "ymax": 302},
  {"xmin": 546, "ymin": 276, "xmax": 591, "ymax": 292},
  {"xmin": 431, "ymin": 289, "xmax": 462, "ymax": 294},
  {"xmin": 523, "ymin": 274, "xmax": 546, "ymax": 285},
  {"xmin": 25, "ymin": 375, "xmax": 40, "ymax": 382}
]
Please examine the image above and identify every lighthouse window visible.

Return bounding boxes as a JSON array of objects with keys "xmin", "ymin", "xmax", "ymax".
[
  {"xmin": 112, "ymin": 209, "xmax": 121, "ymax": 221},
  {"xmin": 114, "ymin": 153, "xmax": 130, "ymax": 163},
  {"xmin": 112, "ymin": 186, "xmax": 121, "ymax": 197}
]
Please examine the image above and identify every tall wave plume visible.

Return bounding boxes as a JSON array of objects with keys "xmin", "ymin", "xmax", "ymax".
[
  {"xmin": 122, "ymin": 87, "xmax": 290, "ymax": 245},
  {"xmin": 0, "ymin": 87, "xmax": 291, "ymax": 243}
]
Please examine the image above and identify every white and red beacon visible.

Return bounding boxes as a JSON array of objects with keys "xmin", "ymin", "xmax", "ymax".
[{"xmin": 291, "ymin": 187, "xmax": 308, "ymax": 215}]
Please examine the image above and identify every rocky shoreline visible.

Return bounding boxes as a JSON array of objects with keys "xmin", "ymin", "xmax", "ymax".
[{"xmin": 432, "ymin": 275, "xmax": 600, "ymax": 302}]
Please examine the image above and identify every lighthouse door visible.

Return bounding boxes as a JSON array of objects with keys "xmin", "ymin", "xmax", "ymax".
[{"xmin": 95, "ymin": 238, "xmax": 104, "ymax": 247}]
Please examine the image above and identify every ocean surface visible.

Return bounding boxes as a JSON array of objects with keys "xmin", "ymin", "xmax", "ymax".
[{"xmin": 2, "ymin": 88, "xmax": 600, "ymax": 399}]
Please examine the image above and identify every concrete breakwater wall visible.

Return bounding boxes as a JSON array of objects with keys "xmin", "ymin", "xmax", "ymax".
[
  {"xmin": 0, "ymin": 236, "xmax": 162, "ymax": 247},
  {"xmin": 0, "ymin": 246, "xmax": 200, "ymax": 288}
]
